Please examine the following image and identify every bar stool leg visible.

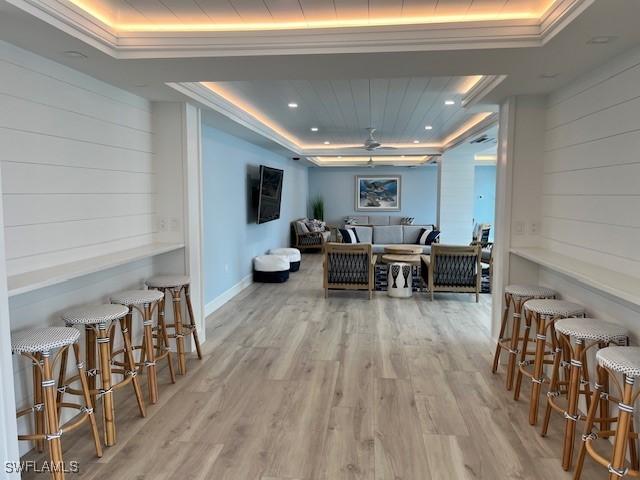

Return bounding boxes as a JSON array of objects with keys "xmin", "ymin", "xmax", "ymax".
[
  {"xmin": 96, "ymin": 323, "xmax": 116, "ymax": 446},
  {"xmin": 119, "ymin": 318, "xmax": 146, "ymax": 417},
  {"xmin": 172, "ymin": 289, "xmax": 187, "ymax": 376},
  {"xmin": 513, "ymin": 310, "xmax": 532, "ymax": 401},
  {"xmin": 506, "ymin": 298, "xmax": 524, "ymax": 390},
  {"xmin": 32, "ymin": 353, "xmax": 45, "ymax": 453},
  {"xmin": 73, "ymin": 343, "xmax": 103, "ymax": 458},
  {"xmin": 492, "ymin": 293, "xmax": 511, "ymax": 373},
  {"xmin": 529, "ymin": 313, "xmax": 548, "ymax": 425},
  {"xmin": 157, "ymin": 295, "xmax": 176, "ymax": 384},
  {"xmin": 185, "ymin": 285, "xmax": 202, "ymax": 360},
  {"xmin": 41, "ymin": 352, "xmax": 65, "ymax": 480},
  {"xmin": 56, "ymin": 347, "xmax": 69, "ymax": 417},
  {"xmin": 609, "ymin": 376, "xmax": 635, "ymax": 480},
  {"xmin": 85, "ymin": 326, "xmax": 97, "ymax": 408},
  {"xmin": 574, "ymin": 366, "xmax": 606, "ymax": 480},
  {"xmin": 562, "ymin": 340, "xmax": 585, "ymax": 470},
  {"xmin": 541, "ymin": 342, "xmax": 563, "ymax": 437},
  {"xmin": 142, "ymin": 304, "xmax": 158, "ymax": 403}
]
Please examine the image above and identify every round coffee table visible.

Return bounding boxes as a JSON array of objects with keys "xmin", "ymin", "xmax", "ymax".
[
  {"xmin": 381, "ymin": 254, "xmax": 421, "ymax": 265},
  {"xmin": 384, "ymin": 245, "xmax": 423, "ymax": 255}
]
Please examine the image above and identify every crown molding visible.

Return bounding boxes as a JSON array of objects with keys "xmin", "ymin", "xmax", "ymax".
[
  {"xmin": 462, "ymin": 75, "xmax": 508, "ymax": 107},
  {"xmin": 6, "ymin": 0, "xmax": 593, "ymax": 59}
]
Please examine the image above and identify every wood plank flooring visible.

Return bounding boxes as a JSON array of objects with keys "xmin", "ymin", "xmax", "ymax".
[{"xmin": 20, "ymin": 254, "xmax": 603, "ymax": 479}]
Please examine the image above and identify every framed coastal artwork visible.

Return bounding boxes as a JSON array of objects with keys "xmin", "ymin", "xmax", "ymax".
[{"xmin": 355, "ymin": 175, "xmax": 401, "ymax": 211}]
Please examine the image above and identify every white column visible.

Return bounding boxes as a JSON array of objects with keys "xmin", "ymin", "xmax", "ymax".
[
  {"xmin": 437, "ymin": 146, "xmax": 476, "ymax": 245},
  {"xmin": 0, "ymin": 166, "xmax": 20, "ymax": 478},
  {"xmin": 152, "ymin": 102, "xmax": 205, "ymax": 347}
]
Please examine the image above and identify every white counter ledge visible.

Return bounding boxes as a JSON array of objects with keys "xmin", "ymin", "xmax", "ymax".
[
  {"xmin": 510, "ymin": 247, "xmax": 640, "ymax": 308},
  {"xmin": 7, "ymin": 243, "xmax": 185, "ymax": 297}
]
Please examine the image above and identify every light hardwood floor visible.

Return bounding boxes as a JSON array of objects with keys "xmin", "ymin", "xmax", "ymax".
[{"xmin": 21, "ymin": 254, "xmax": 603, "ymax": 479}]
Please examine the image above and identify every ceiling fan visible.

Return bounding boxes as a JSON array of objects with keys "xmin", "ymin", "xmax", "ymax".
[{"xmin": 353, "ymin": 127, "xmax": 398, "ymax": 151}]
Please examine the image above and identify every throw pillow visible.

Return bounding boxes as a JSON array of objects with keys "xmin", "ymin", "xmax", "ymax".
[
  {"xmin": 306, "ymin": 219, "xmax": 326, "ymax": 232},
  {"xmin": 417, "ymin": 228, "xmax": 440, "ymax": 245},
  {"xmin": 339, "ymin": 228, "xmax": 360, "ymax": 244},
  {"xmin": 297, "ymin": 221, "xmax": 310, "ymax": 234}
]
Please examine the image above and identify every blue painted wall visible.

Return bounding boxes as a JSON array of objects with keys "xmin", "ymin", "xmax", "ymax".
[
  {"xmin": 473, "ymin": 165, "xmax": 496, "ymax": 234},
  {"xmin": 202, "ymin": 124, "xmax": 308, "ymax": 303},
  {"xmin": 307, "ymin": 166, "xmax": 438, "ymax": 225}
]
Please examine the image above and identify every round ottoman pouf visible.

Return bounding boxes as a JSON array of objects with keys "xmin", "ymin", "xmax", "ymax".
[
  {"xmin": 254, "ymin": 255, "xmax": 290, "ymax": 283},
  {"xmin": 387, "ymin": 262, "xmax": 412, "ymax": 298},
  {"xmin": 268, "ymin": 248, "xmax": 302, "ymax": 272}
]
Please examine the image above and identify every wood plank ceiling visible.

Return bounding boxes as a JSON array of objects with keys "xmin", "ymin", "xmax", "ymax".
[{"xmin": 207, "ymin": 76, "xmax": 487, "ymax": 145}]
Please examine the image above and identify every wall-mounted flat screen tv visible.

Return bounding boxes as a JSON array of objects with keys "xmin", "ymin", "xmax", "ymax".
[{"xmin": 257, "ymin": 165, "xmax": 284, "ymax": 224}]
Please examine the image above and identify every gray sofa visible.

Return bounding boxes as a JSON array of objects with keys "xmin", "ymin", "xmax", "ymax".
[{"xmin": 344, "ymin": 224, "xmax": 438, "ymax": 254}]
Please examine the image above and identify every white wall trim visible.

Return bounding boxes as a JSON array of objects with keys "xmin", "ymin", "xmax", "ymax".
[
  {"xmin": 6, "ymin": 0, "xmax": 592, "ymax": 59},
  {"xmin": 204, "ymin": 274, "xmax": 253, "ymax": 318}
]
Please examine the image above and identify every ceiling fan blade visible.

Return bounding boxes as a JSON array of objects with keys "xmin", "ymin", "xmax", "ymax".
[{"xmin": 376, "ymin": 146, "xmax": 397, "ymax": 150}]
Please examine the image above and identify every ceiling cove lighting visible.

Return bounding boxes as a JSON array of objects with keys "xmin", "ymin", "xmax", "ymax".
[
  {"xmin": 323, "ymin": 141, "xmax": 331, "ymax": 145},
  {"xmin": 310, "ymin": 127, "xmax": 319, "ymax": 132},
  {"xmin": 444, "ymin": 100, "xmax": 456, "ymax": 106},
  {"xmin": 413, "ymin": 140, "xmax": 420, "ymax": 144},
  {"xmin": 288, "ymin": 102, "xmax": 298, "ymax": 108},
  {"xmin": 64, "ymin": 0, "xmax": 551, "ymax": 34}
]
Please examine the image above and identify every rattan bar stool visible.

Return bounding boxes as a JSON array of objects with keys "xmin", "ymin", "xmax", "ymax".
[
  {"xmin": 492, "ymin": 284, "xmax": 557, "ymax": 390},
  {"xmin": 541, "ymin": 318, "xmax": 629, "ymax": 471},
  {"xmin": 61, "ymin": 304, "xmax": 146, "ymax": 446},
  {"xmin": 111, "ymin": 289, "xmax": 175, "ymax": 404},
  {"xmin": 145, "ymin": 275, "xmax": 202, "ymax": 376},
  {"xmin": 513, "ymin": 299, "xmax": 584, "ymax": 424},
  {"xmin": 13, "ymin": 327, "xmax": 102, "ymax": 480},
  {"xmin": 574, "ymin": 346, "xmax": 640, "ymax": 480}
]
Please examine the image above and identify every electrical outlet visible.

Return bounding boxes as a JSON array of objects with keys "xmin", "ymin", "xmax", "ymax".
[
  {"xmin": 170, "ymin": 217, "xmax": 179, "ymax": 232},
  {"xmin": 158, "ymin": 218, "xmax": 168, "ymax": 232},
  {"xmin": 530, "ymin": 222, "xmax": 539, "ymax": 235},
  {"xmin": 514, "ymin": 221, "xmax": 525, "ymax": 235}
]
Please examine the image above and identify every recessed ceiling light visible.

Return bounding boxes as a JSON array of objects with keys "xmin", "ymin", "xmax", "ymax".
[
  {"xmin": 587, "ymin": 36, "xmax": 617, "ymax": 45},
  {"xmin": 323, "ymin": 141, "xmax": 330, "ymax": 145},
  {"xmin": 401, "ymin": 155, "xmax": 406, "ymax": 158},
  {"xmin": 310, "ymin": 127, "xmax": 318, "ymax": 132},
  {"xmin": 444, "ymin": 100, "xmax": 455, "ymax": 106},
  {"xmin": 424, "ymin": 125, "xmax": 433, "ymax": 130},
  {"xmin": 288, "ymin": 102, "xmax": 298, "ymax": 108},
  {"xmin": 539, "ymin": 73, "xmax": 558, "ymax": 79},
  {"xmin": 413, "ymin": 140, "xmax": 420, "ymax": 144},
  {"xmin": 63, "ymin": 50, "xmax": 87, "ymax": 58}
]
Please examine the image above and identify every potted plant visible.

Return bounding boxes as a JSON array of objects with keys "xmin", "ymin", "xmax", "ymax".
[{"xmin": 311, "ymin": 196, "xmax": 325, "ymax": 221}]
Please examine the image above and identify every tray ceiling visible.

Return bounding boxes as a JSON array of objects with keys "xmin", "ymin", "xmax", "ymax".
[{"xmin": 68, "ymin": 0, "xmax": 555, "ymax": 31}]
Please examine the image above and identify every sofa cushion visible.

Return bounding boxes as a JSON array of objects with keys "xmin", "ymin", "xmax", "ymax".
[
  {"xmin": 368, "ymin": 216, "xmax": 390, "ymax": 226},
  {"xmin": 348, "ymin": 226, "xmax": 373, "ymax": 244},
  {"xmin": 373, "ymin": 225, "xmax": 403, "ymax": 244},
  {"xmin": 402, "ymin": 225, "xmax": 425, "ymax": 244}
]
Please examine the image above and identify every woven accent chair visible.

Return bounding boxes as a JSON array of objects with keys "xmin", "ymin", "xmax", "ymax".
[
  {"xmin": 421, "ymin": 244, "xmax": 481, "ymax": 302},
  {"xmin": 323, "ymin": 243, "xmax": 376, "ymax": 300},
  {"xmin": 291, "ymin": 219, "xmax": 330, "ymax": 251}
]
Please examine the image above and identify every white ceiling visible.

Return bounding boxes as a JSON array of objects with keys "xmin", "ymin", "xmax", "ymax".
[
  {"xmin": 82, "ymin": 0, "xmax": 553, "ymax": 28},
  {"xmin": 207, "ymin": 76, "xmax": 487, "ymax": 145}
]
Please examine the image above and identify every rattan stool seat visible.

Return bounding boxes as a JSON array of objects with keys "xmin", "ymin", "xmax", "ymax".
[
  {"xmin": 145, "ymin": 275, "xmax": 190, "ymax": 288},
  {"xmin": 62, "ymin": 304, "xmax": 129, "ymax": 325},
  {"xmin": 11, "ymin": 327, "xmax": 80, "ymax": 354},
  {"xmin": 504, "ymin": 284, "xmax": 556, "ymax": 298},
  {"xmin": 524, "ymin": 299, "xmax": 584, "ymax": 317},
  {"xmin": 110, "ymin": 289, "xmax": 164, "ymax": 306},
  {"xmin": 597, "ymin": 346, "xmax": 640, "ymax": 378},
  {"xmin": 555, "ymin": 318, "xmax": 628, "ymax": 344}
]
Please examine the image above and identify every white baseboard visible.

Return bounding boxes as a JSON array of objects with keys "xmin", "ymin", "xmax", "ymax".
[{"xmin": 204, "ymin": 274, "xmax": 253, "ymax": 317}]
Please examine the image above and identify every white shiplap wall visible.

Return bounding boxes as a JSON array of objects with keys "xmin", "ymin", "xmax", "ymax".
[
  {"xmin": 0, "ymin": 40, "xmax": 156, "ymax": 276},
  {"xmin": 542, "ymin": 46, "xmax": 640, "ymax": 279},
  {"xmin": 0, "ymin": 40, "xmax": 189, "ymax": 456}
]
